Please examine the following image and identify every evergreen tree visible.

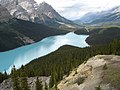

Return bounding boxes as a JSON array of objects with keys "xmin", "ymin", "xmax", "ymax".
[
  {"xmin": 44, "ymin": 82, "xmax": 49, "ymax": 90},
  {"xmin": 54, "ymin": 75, "xmax": 58, "ymax": 90},
  {"xmin": 103, "ymin": 64, "xmax": 108, "ymax": 70},
  {"xmin": 36, "ymin": 77, "xmax": 43, "ymax": 90},
  {"xmin": 0, "ymin": 73, "xmax": 3, "ymax": 83},
  {"xmin": 11, "ymin": 65, "xmax": 21, "ymax": 90},
  {"xmin": 20, "ymin": 65, "xmax": 30, "ymax": 90},
  {"xmin": 4, "ymin": 70, "xmax": 8, "ymax": 79},
  {"xmin": 49, "ymin": 72, "xmax": 54, "ymax": 88},
  {"xmin": 95, "ymin": 85, "xmax": 102, "ymax": 90},
  {"xmin": 16, "ymin": 40, "xmax": 120, "ymax": 88}
]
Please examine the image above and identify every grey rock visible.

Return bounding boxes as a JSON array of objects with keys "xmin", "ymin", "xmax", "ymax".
[{"xmin": 0, "ymin": 4, "xmax": 12, "ymax": 22}]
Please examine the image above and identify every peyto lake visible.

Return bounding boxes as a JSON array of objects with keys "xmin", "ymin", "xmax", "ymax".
[{"xmin": 0, "ymin": 32, "xmax": 89, "ymax": 73}]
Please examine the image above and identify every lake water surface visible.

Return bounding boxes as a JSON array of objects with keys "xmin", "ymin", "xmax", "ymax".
[{"xmin": 0, "ymin": 32, "xmax": 89, "ymax": 73}]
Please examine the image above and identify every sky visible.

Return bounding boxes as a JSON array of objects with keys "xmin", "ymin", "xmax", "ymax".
[{"xmin": 35, "ymin": 0, "xmax": 120, "ymax": 20}]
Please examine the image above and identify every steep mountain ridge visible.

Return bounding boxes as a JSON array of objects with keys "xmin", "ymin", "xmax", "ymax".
[
  {"xmin": 0, "ymin": 0, "xmax": 38, "ymax": 21},
  {"xmin": 0, "ymin": 0, "xmax": 78, "ymax": 29}
]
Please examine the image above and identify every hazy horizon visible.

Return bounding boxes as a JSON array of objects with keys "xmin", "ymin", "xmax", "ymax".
[{"xmin": 35, "ymin": 0, "xmax": 120, "ymax": 20}]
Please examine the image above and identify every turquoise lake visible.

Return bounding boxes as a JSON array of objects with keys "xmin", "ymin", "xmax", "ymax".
[{"xmin": 0, "ymin": 32, "xmax": 89, "ymax": 73}]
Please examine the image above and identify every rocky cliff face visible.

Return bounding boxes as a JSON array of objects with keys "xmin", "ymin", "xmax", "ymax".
[
  {"xmin": 0, "ymin": 4, "xmax": 12, "ymax": 22},
  {"xmin": 0, "ymin": 0, "xmax": 37, "ymax": 21},
  {"xmin": 58, "ymin": 55, "xmax": 120, "ymax": 90},
  {"xmin": 0, "ymin": 0, "xmax": 77, "ymax": 29}
]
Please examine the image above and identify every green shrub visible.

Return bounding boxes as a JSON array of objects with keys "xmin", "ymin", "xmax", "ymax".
[
  {"xmin": 75, "ymin": 77, "xmax": 85, "ymax": 85},
  {"xmin": 95, "ymin": 85, "xmax": 102, "ymax": 90},
  {"xmin": 103, "ymin": 64, "xmax": 108, "ymax": 70}
]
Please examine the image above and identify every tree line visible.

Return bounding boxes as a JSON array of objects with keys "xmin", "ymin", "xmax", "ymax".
[{"xmin": 22, "ymin": 40, "xmax": 120, "ymax": 89}]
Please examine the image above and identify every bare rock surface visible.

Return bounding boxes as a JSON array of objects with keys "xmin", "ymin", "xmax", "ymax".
[
  {"xmin": 0, "ymin": 4, "xmax": 12, "ymax": 22},
  {"xmin": 58, "ymin": 55, "xmax": 120, "ymax": 90}
]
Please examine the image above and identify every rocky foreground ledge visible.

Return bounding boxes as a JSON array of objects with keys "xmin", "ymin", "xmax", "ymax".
[
  {"xmin": 0, "ymin": 55, "xmax": 120, "ymax": 90},
  {"xmin": 0, "ymin": 77, "xmax": 50, "ymax": 90},
  {"xmin": 58, "ymin": 55, "xmax": 120, "ymax": 90}
]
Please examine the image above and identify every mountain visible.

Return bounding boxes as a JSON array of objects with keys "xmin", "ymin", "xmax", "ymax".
[
  {"xmin": 0, "ymin": 0, "xmax": 79, "ymax": 30},
  {"xmin": 74, "ymin": 12, "xmax": 101, "ymax": 24},
  {"xmin": 0, "ymin": 4, "xmax": 68, "ymax": 52},
  {"xmin": 75, "ymin": 6, "xmax": 120, "ymax": 24},
  {"xmin": 0, "ymin": 4, "xmax": 12, "ymax": 22},
  {"xmin": 0, "ymin": 19, "xmax": 67, "ymax": 52}
]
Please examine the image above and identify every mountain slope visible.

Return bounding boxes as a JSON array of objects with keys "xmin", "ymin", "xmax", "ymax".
[
  {"xmin": 18, "ymin": 40, "xmax": 120, "ymax": 81},
  {"xmin": 58, "ymin": 55, "xmax": 120, "ymax": 90},
  {"xmin": 86, "ymin": 27, "xmax": 120, "ymax": 45},
  {"xmin": 0, "ymin": 4, "xmax": 68, "ymax": 52},
  {"xmin": 1, "ymin": 55, "xmax": 120, "ymax": 90},
  {"xmin": 75, "ymin": 6, "xmax": 120, "ymax": 24},
  {"xmin": 0, "ymin": 19, "xmax": 68, "ymax": 52},
  {"xmin": 0, "ymin": 0, "xmax": 78, "ymax": 30},
  {"xmin": 0, "ymin": 40, "xmax": 120, "ymax": 89}
]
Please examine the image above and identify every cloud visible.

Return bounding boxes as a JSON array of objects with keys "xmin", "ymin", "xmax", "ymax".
[{"xmin": 32, "ymin": 0, "xmax": 120, "ymax": 20}]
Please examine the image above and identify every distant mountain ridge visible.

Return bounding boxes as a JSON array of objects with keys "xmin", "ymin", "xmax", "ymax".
[
  {"xmin": 75, "ymin": 6, "xmax": 120, "ymax": 24},
  {"xmin": 0, "ymin": 0, "xmax": 78, "ymax": 29}
]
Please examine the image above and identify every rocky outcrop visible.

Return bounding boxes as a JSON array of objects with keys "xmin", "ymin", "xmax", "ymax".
[
  {"xmin": 0, "ymin": 0, "xmax": 37, "ymax": 21},
  {"xmin": 58, "ymin": 55, "xmax": 120, "ymax": 90},
  {"xmin": 0, "ymin": 77, "xmax": 50, "ymax": 90},
  {"xmin": 0, "ymin": 5, "xmax": 12, "ymax": 22}
]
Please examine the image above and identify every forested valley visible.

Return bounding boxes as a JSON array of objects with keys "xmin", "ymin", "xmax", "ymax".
[{"xmin": 1, "ymin": 40, "xmax": 120, "ymax": 90}]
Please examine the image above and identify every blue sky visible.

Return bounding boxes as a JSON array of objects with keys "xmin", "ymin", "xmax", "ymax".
[{"xmin": 35, "ymin": 0, "xmax": 120, "ymax": 20}]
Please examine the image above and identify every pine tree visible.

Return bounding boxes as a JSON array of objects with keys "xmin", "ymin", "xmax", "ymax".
[
  {"xmin": 54, "ymin": 75, "xmax": 58, "ymax": 90},
  {"xmin": 95, "ymin": 85, "xmax": 102, "ymax": 90},
  {"xmin": 49, "ymin": 68, "xmax": 59, "ymax": 89},
  {"xmin": 11, "ymin": 65, "xmax": 21, "ymax": 90},
  {"xmin": 49, "ymin": 72, "xmax": 54, "ymax": 88},
  {"xmin": 4, "ymin": 70, "xmax": 8, "ymax": 79},
  {"xmin": 44, "ymin": 82, "xmax": 49, "ymax": 90},
  {"xmin": 36, "ymin": 77, "xmax": 43, "ymax": 90},
  {"xmin": 20, "ymin": 65, "xmax": 30, "ymax": 90},
  {"xmin": 103, "ymin": 64, "xmax": 108, "ymax": 70}
]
